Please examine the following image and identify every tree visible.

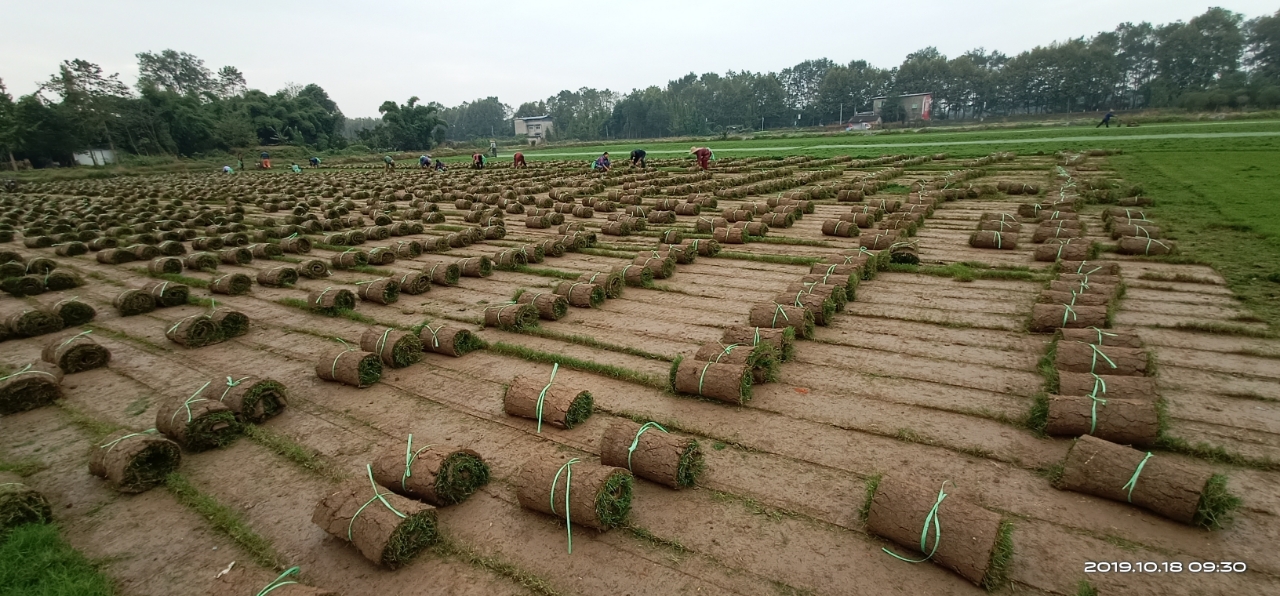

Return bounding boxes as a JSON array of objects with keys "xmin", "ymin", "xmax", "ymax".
[
  {"xmin": 0, "ymin": 79, "xmax": 16, "ymax": 169},
  {"xmin": 216, "ymin": 66, "xmax": 247, "ymax": 99},
  {"xmin": 441, "ymin": 97, "xmax": 511, "ymax": 141},
  {"xmin": 515, "ymin": 101, "xmax": 547, "ymax": 117},
  {"xmin": 137, "ymin": 50, "xmax": 214, "ymax": 97},
  {"xmin": 40, "ymin": 59, "xmax": 131, "ymax": 159},
  {"xmin": 1248, "ymin": 10, "xmax": 1280, "ymax": 81},
  {"xmin": 361, "ymin": 97, "xmax": 446, "ymax": 150}
]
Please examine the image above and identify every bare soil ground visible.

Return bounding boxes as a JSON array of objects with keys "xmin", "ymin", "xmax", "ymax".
[{"xmin": 1, "ymin": 153, "xmax": 1277, "ymax": 596}]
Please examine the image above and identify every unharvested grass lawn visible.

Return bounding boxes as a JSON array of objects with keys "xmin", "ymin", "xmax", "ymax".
[
  {"xmin": 0, "ymin": 524, "xmax": 115, "ymax": 596},
  {"xmin": 1112, "ymin": 151, "xmax": 1280, "ymax": 330}
]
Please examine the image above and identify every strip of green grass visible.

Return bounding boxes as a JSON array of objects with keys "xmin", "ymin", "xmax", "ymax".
[
  {"xmin": 164, "ymin": 473, "xmax": 282, "ymax": 569},
  {"xmin": 0, "ymin": 524, "xmax": 115, "ymax": 596},
  {"xmin": 242, "ymin": 425, "xmax": 343, "ymax": 482},
  {"xmin": 486, "ymin": 342, "xmax": 665, "ymax": 390},
  {"xmin": 513, "ymin": 265, "xmax": 582, "ymax": 280},
  {"xmin": 715, "ymin": 251, "xmax": 819, "ymax": 266},
  {"xmin": 516, "ymin": 327, "xmax": 672, "ymax": 361}
]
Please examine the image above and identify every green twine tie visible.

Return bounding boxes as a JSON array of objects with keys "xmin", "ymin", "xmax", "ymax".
[
  {"xmin": 1122, "ymin": 453, "xmax": 1153, "ymax": 503},
  {"xmin": 627, "ymin": 422, "xmax": 668, "ymax": 472},
  {"xmin": 1087, "ymin": 381, "xmax": 1108, "ymax": 435},
  {"xmin": 219, "ymin": 376, "xmax": 249, "ymax": 402},
  {"xmin": 697, "ymin": 362, "xmax": 712, "ymax": 396},
  {"xmin": 400, "ymin": 434, "xmax": 432, "ymax": 492},
  {"xmin": 752, "ymin": 327, "xmax": 761, "ymax": 346},
  {"xmin": 99, "ymin": 429, "xmax": 158, "ymax": 453},
  {"xmin": 376, "ymin": 328, "xmax": 394, "ymax": 358},
  {"xmin": 57, "ymin": 329, "xmax": 93, "ymax": 350},
  {"xmin": 1060, "ymin": 304, "xmax": 1078, "ymax": 327},
  {"xmin": 1089, "ymin": 344, "xmax": 1117, "ymax": 374},
  {"xmin": 550, "ymin": 458, "xmax": 580, "ymax": 553},
  {"xmin": 424, "ymin": 324, "xmax": 443, "ymax": 348},
  {"xmin": 171, "ymin": 381, "xmax": 211, "ymax": 425},
  {"xmin": 535, "ymin": 363, "xmax": 559, "ymax": 433},
  {"xmin": 330, "ymin": 338, "xmax": 354, "ymax": 379},
  {"xmin": 770, "ymin": 304, "xmax": 789, "ymax": 327},
  {"xmin": 1087, "ymin": 326, "xmax": 1116, "ymax": 344},
  {"xmin": 883, "ymin": 481, "xmax": 949, "ymax": 563},
  {"xmin": 349, "ymin": 465, "xmax": 406, "ymax": 541},
  {"xmin": 256, "ymin": 566, "xmax": 301, "ymax": 596}
]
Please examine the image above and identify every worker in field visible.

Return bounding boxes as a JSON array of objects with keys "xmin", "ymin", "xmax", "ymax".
[
  {"xmin": 513, "ymin": 152, "xmax": 527, "ymax": 168},
  {"xmin": 630, "ymin": 149, "xmax": 646, "ymax": 168},
  {"xmin": 489, "ymin": 139, "xmax": 498, "ymax": 157},
  {"xmin": 419, "ymin": 154, "xmax": 431, "ymax": 168},
  {"xmin": 260, "ymin": 150, "xmax": 271, "ymax": 169},
  {"xmin": 309, "ymin": 156, "xmax": 321, "ymax": 168},
  {"xmin": 237, "ymin": 155, "xmax": 245, "ymax": 171},
  {"xmin": 435, "ymin": 159, "xmax": 447, "ymax": 171},
  {"xmin": 383, "ymin": 155, "xmax": 395, "ymax": 171},
  {"xmin": 472, "ymin": 153, "xmax": 485, "ymax": 169},
  {"xmin": 1097, "ymin": 109, "xmax": 1116, "ymax": 128},
  {"xmin": 291, "ymin": 163, "xmax": 302, "ymax": 173},
  {"xmin": 592, "ymin": 152, "xmax": 611, "ymax": 172},
  {"xmin": 222, "ymin": 165, "xmax": 233, "ymax": 174},
  {"xmin": 691, "ymin": 146, "xmax": 712, "ymax": 170}
]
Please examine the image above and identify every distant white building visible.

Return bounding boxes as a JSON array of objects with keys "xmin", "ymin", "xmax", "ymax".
[
  {"xmin": 73, "ymin": 149, "xmax": 117, "ymax": 166},
  {"xmin": 514, "ymin": 116, "xmax": 553, "ymax": 145}
]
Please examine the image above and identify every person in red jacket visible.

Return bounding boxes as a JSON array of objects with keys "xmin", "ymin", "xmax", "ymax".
[
  {"xmin": 691, "ymin": 146, "xmax": 712, "ymax": 170},
  {"xmin": 513, "ymin": 152, "xmax": 527, "ymax": 168}
]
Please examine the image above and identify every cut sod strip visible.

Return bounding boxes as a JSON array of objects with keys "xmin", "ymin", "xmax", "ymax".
[
  {"xmin": 1029, "ymin": 304, "xmax": 1107, "ymax": 333},
  {"xmin": 0, "ymin": 362, "xmax": 64, "ymax": 415},
  {"xmin": 864, "ymin": 475, "xmax": 1013, "ymax": 590},
  {"xmin": 88, "ymin": 429, "xmax": 182, "ymax": 493},
  {"xmin": 0, "ymin": 475, "xmax": 53, "ymax": 534},
  {"xmin": 599, "ymin": 419, "xmax": 704, "ymax": 489},
  {"xmin": 415, "ymin": 323, "xmax": 485, "ymax": 357},
  {"xmin": 370, "ymin": 435, "xmax": 491, "ymax": 506},
  {"xmin": 216, "ymin": 376, "xmax": 289, "ymax": 424},
  {"xmin": 1041, "ymin": 394, "xmax": 1159, "ymax": 446},
  {"xmin": 156, "ymin": 382, "xmax": 243, "ymax": 451},
  {"xmin": 1054, "ymin": 342, "xmax": 1150, "ymax": 376},
  {"xmin": 1058, "ymin": 371, "xmax": 1157, "ymax": 401},
  {"xmin": 360, "ymin": 327, "xmax": 424, "ymax": 368},
  {"xmin": 670, "ymin": 356, "xmax": 753, "ymax": 405},
  {"xmin": 1056, "ymin": 435, "xmax": 1241, "ymax": 530},
  {"xmin": 515, "ymin": 457, "xmax": 633, "ymax": 553},
  {"xmin": 692, "ymin": 341, "xmax": 779, "ymax": 384},
  {"xmin": 311, "ymin": 465, "xmax": 439, "ymax": 569},
  {"xmin": 504, "ymin": 365, "xmax": 594, "ymax": 431},
  {"xmin": 41, "ymin": 330, "xmax": 111, "ymax": 374}
]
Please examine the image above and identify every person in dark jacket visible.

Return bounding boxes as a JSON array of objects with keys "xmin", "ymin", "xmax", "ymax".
[
  {"xmin": 1097, "ymin": 110, "xmax": 1116, "ymax": 128},
  {"xmin": 630, "ymin": 149, "xmax": 647, "ymax": 168}
]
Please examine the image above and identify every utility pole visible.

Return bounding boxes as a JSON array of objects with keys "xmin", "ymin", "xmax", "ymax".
[
  {"xmin": 760, "ymin": 116, "xmax": 764, "ymax": 131},
  {"xmin": 839, "ymin": 103, "xmax": 843, "ymax": 123}
]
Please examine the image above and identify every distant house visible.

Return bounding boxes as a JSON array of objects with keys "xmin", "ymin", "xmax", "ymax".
[
  {"xmin": 73, "ymin": 149, "xmax": 117, "ymax": 166},
  {"xmin": 845, "ymin": 112, "xmax": 881, "ymax": 130},
  {"xmin": 871, "ymin": 93, "xmax": 933, "ymax": 121},
  {"xmin": 514, "ymin": 116, "xmax": 553, "ymax": 145}
]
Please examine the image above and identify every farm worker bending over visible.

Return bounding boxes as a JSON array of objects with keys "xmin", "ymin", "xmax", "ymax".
[
  {"xmin": 383, "ymin": 155, "xmax": 395, "ymax": 171},
  {"xmin": 435, "ymin": 159, "xmax": 447, "ymax": 171},
  {"xmin": 291, "ymin": 163, "xmax": 302, "ymax": 173},
  {"xmin": 630, "ymin": 149, "xmax": 646, "ymax": 168},
  {"xmin": 691, "ymin": 146, "xmax": 712, "ymax": 170},
  {"xmin": 513, "ymin": 152, "xmax": 527, "ymax": 168},
  {"xmin": 1096, "ymin": 110, "xmax": 1116, "ymax": 128},
  {"xmin": 222, "ymin": 165, "xmax": 233, "ymax": 174},
  {"xmin": 472, "ymin": 153, "xmax": 485, "ymax": 169},
  {"xmin": 593, "ymin": 152, "xmax": 611, "ymax": 172},
  {"xmin": 419, "ymin": 155, "xmax": 431, "ymax": 168},
  {"xmin": 309, "ymin": 156, "xmax": 321, "ymax": 168},
  {"xmin": 260, "ymin": 151, "xmax": 271, "ymax": 169}
]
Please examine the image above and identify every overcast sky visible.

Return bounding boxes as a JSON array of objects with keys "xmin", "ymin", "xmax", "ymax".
[{"xmin": 3, "ymin": 1, "xmax": 1275, "ymax": 118}]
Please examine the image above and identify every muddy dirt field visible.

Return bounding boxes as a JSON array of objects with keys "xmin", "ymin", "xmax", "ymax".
[{"xmin": 1, "ymin": 152, "xmax": 1277, "ymax": 595}]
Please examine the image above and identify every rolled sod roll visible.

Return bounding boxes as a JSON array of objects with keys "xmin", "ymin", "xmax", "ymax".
[
  {"xmin": 1058, "ymin": 273, "xmax": 1121, "ymax": 286},
  {"xmin": 1057, "ymin": 435, "xmax": 1240, "ymax": 529},
  {"xmin": 210, "ymin": 273, "xmax": 252, "ymax": 295},
  {"xmin": 540, "ymin": 239, "xmax": 565, "ymax": 258},
  {"xmin": 371, "ymin": 439, "xmax": 490, "ymax": 506},
  {"xmin": 657, "ymin": 244, "xmax": 696, "ymax": 265},
  {"xmin": 1059, "ymin": 372, "xmax": 1157, "ymax": 401},
  {"xmin": 578, "ymin": 271, "xmax": 623, "ymax": 299},
  {"xmin": 517, "ymin": 291, "xmax": 569, "ymax": 321},
  {"xmin": 787, "ymin": 281, "xmax": 848, "ymax": 311},
  {"xmin": 192, "ymin": 236, "xmax": 224, "ymax": 251},
  {"xmin": 140, "ymin": 280, "xmax": 189, "ymax": 308},
  {"xmin": 1103, "ymin": 207, "xmax": 1147, "ymax": 221},
  {"xmin": 317, "ymin": 349, "xmax": 382, "ymax": 388},
  {"xmin": 968, "ymin": 231, "xmax": 1018, "ymax": 250},
  {"xmin": 360, "ymin": 328, "xmax": 423, "ymax": 368},
  {"xmin": 148, "ymin": 257, "xmax": 183, "ymax": 275},
  {"xmin": 5, "ymin": 308, "xmax": 63, "ymax": 338},
  {"xmin": 503, "ymin": 372, "xmax": 593, "ymax": 429},
  {"xmin": 864, "ymin": 475, "xmax": 1012, "ymax": 588},
  {"xmin": 515, "ymin": 457, "xmax": 633, "ymax": 532},
  {"xmin": 1058, "ymin": 327, "xmax": 1143, "ymax": 348},
  {"xmin": 218, "ymin": 247, "xmax": 252, "ymax": 265},
  {"xmin": 331, "ymin": 249, "xmax": 368, "ymax": 270},
  {"xmin": 774, "ymin": 291, "xmax": 836, "ymax": 326},
  {"xmin": 357, "ymin": 278, "xmax": 401, "ymax": 305},
  {"xmin": 458, "ymin": 256, "xmax": 493, "ymax": 278},
  {"xmin": 215, "ymin": 376, "xmax": 288, "ymax": 423},
  {"xmin": 659, "ymin": 229, "xmax": 682, "ymax": 244},
  {"xmin": 418, "ymin": 324, "xmax": 484, "ymax": 357},
  {"xmin": 367, "ymin": 247, "xmax": 396, "ymax": 266},
  {"xmin": 1036, "ymin": 290, "xmax": 1110, "ymax": 307},
  {"xmin": 0, "ymin": 362, "xmax": 64, "ymax": 415},
  {"xmin": 860, "ymin": 232, "xmax": 900, "ymax": 250},
  {"xmin": 47, "ymin": 297, "xmax": 95, "ymax": 327},
  {"xmin": 299, "ymin": 258, "xmax": 330, "ymax": 279},
  {"xmin": 1117, "ymin": 236, "xmax": 1176, "ymax": 256},
  {"xmin": 694, "ymin": 341, "xmax": 778, "ymax": 384},
  {"xmin": 484, "ymin": 303, "xmax": 539, "ymax": 330},
  {"xmin": 1043, "ymin": 394, "xmax": 1159, "ymax": 445},
  {"xmin": 1029, "ymin": 304, "xmax": 1108, "ymax": 333},
  {"xmin": 311, "ymin": 471, "xmax": 439, "ymax": 568},
  {"xmin": 42, "ymin": 331, "xmax": 110, "ymax": 373},
  {"xmin": 1110, "ymin": 224, "xmax": 1161, "ymax": 240},
  {"xmin": 684, "ymin": 238, "xmax": 721, "ymax": 257},
  {"xmin": 721, "ymin": 325, "xmax": 795, "ymax": 362},
  {"xmin": 248, "ymin": 243, "xmax": 283, "ymax": 259},
  {"xmin": 87, "ymin": 237, "xmax": 117, "ymax": 251},
  {"xmin": 612, "ymin": 264, "xmax": 653, "ymax": 287},
  {"xmin": 1032, "ymin": 225, "xmax": 1083, "ymax": 243},
  {"xmin": 257, "ymin": 266, "xmax": 299, "ymax": 287},
  {"xmin": 126, "ymin": 244, "xmax": 161, "ymax": 260},
  {"xmin": 553, "ymin": 281, "xmax": 605, "ymax": 308},
  {"xmin": 43, "ymin": 270, "xmax": 82, "ymax": 292},
  {"xmin": 114, "ymin": 288, "xmax": 157, "ymax": 316},
  {"xmin": 280, "ymin": 235, "xmax": 312, "ymax": 253},
  {"xmin": 184, "ymin": 251, "xmax": 219, "ymax": 271},
  {"xmin": 1055, "ymin": 341, "xmax": 1149, "ymax": 376},
  {"xmin": 712, "ymin": 227, "xmax": 746, "ymax": 244},
  {"xmin": 633, "ymin": 254, "xmax": 676, "ymax": 279},
  {"xmin": 492, "ymin": 248, "xmax": 528, "ymax": 270},
  {"xmin": 977, "ymin": 219, "xmax": 1022, "ymax": 233},
  {"xmin": 96, "ymin": 248, "xmax": 135, "ymax": 265},
  {"xmin": 88, "ymin": 429, "xmax": 181, "ymax": 493},
  {"xmin": 210, "ymin": 309, "xmax": 249, "ymax": 339},
  {"xmin": 387, "ymin": 271, "xmax": 427, "ymax": 296},
  {"xmin": 308, "ymin": 287, "xmax": 356, "ymax": 312},
  {"xmin": 670, "ymin": 357, "xmax": 752, "ymax": 404},
  {"xmin": 600, "ymin": 419, "xmax": 704, "ymax": 489},
  {"xmin": 748, "ymin": 303, "xmax": 815, "ymax": 340},
  {"xmin": 821, "ymin": 219, "xmax": 857, "ymax": 237},
  {"xmin": 1048, "ymin": 280, "xmax": 1117, "ymax": 297},
  {"xmin": 1058, "ymin": 260, "xmax": 1121, "ymax": 276},
  {"xmin": 393, "ymin": 240, "xmax": 423, "ymax": 258},
  {"xmin": 0, "ymin": 475, "xmax": 53, "ymax": 532},
  {"xmin": 422, "ymin": 262, "xmax": 461, "ymax": 287},
  {"xmin": 0, "ymin": 274, "xmax": 43, "ymax": 297},
  {"xmin": 166, "ymin": 314, "xmax": 220, "ymax": 348},
  {"xmin": 801, "ymin": 270, "xmax": 859, "ymax": 298},
  {"xmin": 155, "ymin": 386, "xmax": 241, "ymax": 451}
]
